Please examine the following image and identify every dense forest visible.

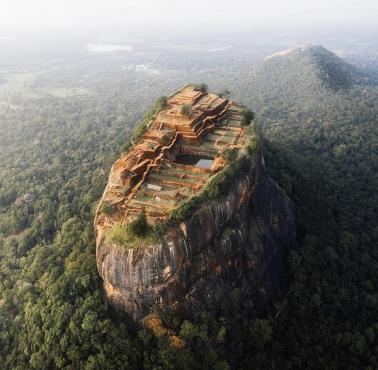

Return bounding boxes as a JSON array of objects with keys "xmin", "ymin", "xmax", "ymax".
[
  {"xmin": 0, "ymin": 43, "xmax": 377, "ymax": 369},
  {"xmin": 238, "ymin": 46, "xmax": 378, "ymax": 369}
]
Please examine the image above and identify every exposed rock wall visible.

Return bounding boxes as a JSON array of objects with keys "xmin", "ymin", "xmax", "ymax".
[{"xmin": 96, "ymin": 150, "xmax": 296, "ymax": 321}]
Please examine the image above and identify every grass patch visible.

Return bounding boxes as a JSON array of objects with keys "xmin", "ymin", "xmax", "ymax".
[
  {"xmin": 105, "ymin": 214, "xmax": 163, "ymax": 249},
  {"xmin": 105, "ymin": 224, "xmax": 159, "ymax": 249}
]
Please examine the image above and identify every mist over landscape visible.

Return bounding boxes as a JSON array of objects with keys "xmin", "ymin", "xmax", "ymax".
[{"xmin": 0, "ymin": 1, "xmax": 378, "ymax": 369}]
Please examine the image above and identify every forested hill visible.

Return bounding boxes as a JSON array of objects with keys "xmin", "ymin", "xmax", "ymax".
[
  {"xmin": 234, "ymin": 45, "xmax": 378, "ymax": 368},
  {"xmin": 244, "ymin": 44, "xmax": 372, "ymax": 108}
]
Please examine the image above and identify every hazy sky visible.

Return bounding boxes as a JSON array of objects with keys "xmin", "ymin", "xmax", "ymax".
[{"xmin": 1, "ymin": 0, "xmax": 377, "ymax": 36}]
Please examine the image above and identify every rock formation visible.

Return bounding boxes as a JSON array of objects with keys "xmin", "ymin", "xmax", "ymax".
[{"xmin": 95, "ymin": 86, "xmax": 295, "ymax": 320}]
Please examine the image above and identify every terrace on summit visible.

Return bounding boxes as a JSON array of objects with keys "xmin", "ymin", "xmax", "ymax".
[{"xmin": 96, "ymin": 85, "xmax": 253, "ymax": 229}]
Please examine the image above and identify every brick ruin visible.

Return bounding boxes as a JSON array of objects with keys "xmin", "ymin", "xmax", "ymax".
[{"xmin": 96, "ymin": 85, "xmax": 253, "ymax": 229}]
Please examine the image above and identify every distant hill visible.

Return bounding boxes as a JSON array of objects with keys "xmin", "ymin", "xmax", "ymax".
[{"xmin": 246, "ymin": 45, "xmax": 371, "ymax": 108}]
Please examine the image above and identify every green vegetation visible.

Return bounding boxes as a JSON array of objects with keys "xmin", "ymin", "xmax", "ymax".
[
  {"xmin": 231, "ymin": 47, "xmax": 378, "ymax": 369},
  {"xmin": 193, "ymin": 83, "xmax": 209, "ymax": 92},
  {"xmin": 240, "ymin": 106, "xmax": 255, "ymax": 125},
  {"xmin": 0, "ymin": 73, "xmax": 94, "ymax": 99},
  {"xmin": 128, "ymin": 213, "xmax": 148, "ymax": 236},
  {"xmin": 180, "ymin": 103, "xmax": 193, "ymax": 116},
  {"xmin": 100, "ymin": 201, "xmax": 116, "ymax": 215},
  {"xmin": 217, "ymin": 89, "xmax": 231, "ymax": 99},
  {"xmin": 129, "ymin": 96, "xmax": 168, "ymax": 146},
  {"xmin": 220, "ymin": 147, "xmax": 238, "ymax": 162},
  {"xmin": 0, "ymin": 91, "xmax": 146, "ymax": 369},
  {"xmin": 105, "ymin": 214, "xmax": 167, "ymax": 249},
  {"xmin": 105, "ymin": 215, "xmax": 159, "ymax": 249},
  {"xmin": 130, "ymin": 119, "xmax": 149, "ymax": 145},
  {"xmin": 154, "ymin": 96, "xmax": 168, "ymax": 111}
]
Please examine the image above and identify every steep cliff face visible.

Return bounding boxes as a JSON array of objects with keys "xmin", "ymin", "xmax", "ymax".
[{"xmin": 96, "ymin": 146, "xmax": 296, "ymax": 321}]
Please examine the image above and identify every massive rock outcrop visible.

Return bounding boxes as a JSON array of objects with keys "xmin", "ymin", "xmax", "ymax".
[{"xmin": 96, "ymin": 140, "xmax": 295, "ymax": 321}]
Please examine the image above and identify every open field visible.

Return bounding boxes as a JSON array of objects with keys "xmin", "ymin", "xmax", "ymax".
[
  {"xmin": 0, "ymin": 72, "xmax": 40, "ymax": 98},
  {"xmin": 0, "ymin": 72, "xmax": 95, "ymax": 101}
]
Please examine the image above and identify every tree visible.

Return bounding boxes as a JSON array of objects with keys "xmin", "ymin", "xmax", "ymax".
[
  {"xmin": 101, "ymin": 201, "xmax": 115, "ymax": 215},
  {"xmin": 193, "ymin": 83, "xmax": 208, "ymax": 93},
  {"xmin": 241, "ymin": 107, "xmax": 255, "ymax": 125},
  {"xmin": 180, "ymin": 103, "xmax": 193, "ymax": 117},
  {"xmin": 218, "ymin": 89, "xmax": 231, "ymax": 99},
  {"xmin": 129, "ymin": 213, "xmax": 148, "ymax": 236}
]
